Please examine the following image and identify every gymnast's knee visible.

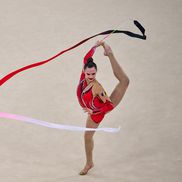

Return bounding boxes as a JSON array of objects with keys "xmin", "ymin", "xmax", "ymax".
[{"xmin": 121, "ymin": 76, "xmax": 130, "ymax": 87}]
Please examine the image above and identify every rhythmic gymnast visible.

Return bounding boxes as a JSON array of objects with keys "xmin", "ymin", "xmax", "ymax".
[{"xmin": 77, "ymin": 40, "xmax": 130, "ymax": 175}]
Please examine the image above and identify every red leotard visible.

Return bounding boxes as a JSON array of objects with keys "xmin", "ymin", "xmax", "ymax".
[{"xmin": 77, "ymin": 47, "xmax": 114, "ymax": 123}]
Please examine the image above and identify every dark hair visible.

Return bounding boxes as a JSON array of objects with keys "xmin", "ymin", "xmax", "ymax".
[{"xmin": 84, "ymin": 57, "xmax": 97, "ymax": 71}]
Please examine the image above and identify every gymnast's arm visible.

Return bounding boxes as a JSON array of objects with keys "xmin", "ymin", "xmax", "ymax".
[{"xmin": 79, "ymin": 46, "xmax": 96, "ymax": 82}]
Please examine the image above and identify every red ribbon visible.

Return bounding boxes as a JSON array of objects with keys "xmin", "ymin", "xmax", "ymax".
[{"xmin": 0, "ymin": 20, "xmax": 146, "ymax": 86}]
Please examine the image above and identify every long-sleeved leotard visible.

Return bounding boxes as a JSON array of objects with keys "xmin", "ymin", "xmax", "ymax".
[{"xmin": 77, "ymin": 47, "xmax": 114, "ymax": 123}]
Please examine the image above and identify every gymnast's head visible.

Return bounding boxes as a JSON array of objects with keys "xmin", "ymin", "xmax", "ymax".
[{"xmin": 84, "ymin": 57, "xmax": 97, "ymax": 82}]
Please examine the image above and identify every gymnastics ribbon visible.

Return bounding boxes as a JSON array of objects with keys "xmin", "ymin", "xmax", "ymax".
[
  {"xmin": 0, "ymin": 112, "xmax": 120, "ymax": 133},
  {"xmin": 0, "ymin": 20, "xmax": 146, "ymax": 86}
]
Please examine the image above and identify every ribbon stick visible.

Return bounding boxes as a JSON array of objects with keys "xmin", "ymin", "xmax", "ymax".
[
  {"xmin": 0, "ymin": 112, "xmax": 120, "ymax": 133},
  {"xmin": 0, "ymin": 20, "xmax": 146, "ymax": 86}
]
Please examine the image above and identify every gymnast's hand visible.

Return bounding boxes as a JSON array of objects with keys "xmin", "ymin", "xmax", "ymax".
[
  {"xmin": 83, "ymin": 107, "xmax": 93, "ymax": 115},
  {"xmin": 95, "ymin": 40, "xmax": 113, "ymax": 56},
  {"xmin": 94, "ymin": 40, "xmax": 105, "ymax": 47}
]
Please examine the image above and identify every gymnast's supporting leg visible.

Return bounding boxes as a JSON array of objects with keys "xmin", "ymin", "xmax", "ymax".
[
  {"xmin": 103, "ymin": 43, "xmax": 130, "ymax": 107},
  {"xmin": 79, "ymin": 116, "xmax": 99, "ymax": 175}
]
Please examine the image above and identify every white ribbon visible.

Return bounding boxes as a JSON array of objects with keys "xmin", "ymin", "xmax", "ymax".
[{"xmin": 0, "ymin": 112, "xmax": 120, "ymax": 133}]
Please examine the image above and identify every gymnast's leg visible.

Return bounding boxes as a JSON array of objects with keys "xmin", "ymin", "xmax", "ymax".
[
  {"xmin": 103, "ymin": 42, "xmax": 130, "ymax": 107},
  {"xmin": 79, "ymin": 116, "xmax": 99, "ymax": 175}
]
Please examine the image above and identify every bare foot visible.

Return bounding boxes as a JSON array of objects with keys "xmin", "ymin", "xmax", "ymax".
[
  {"xmin": 79, "ymin": 163, "xmax": 94, "ymax": 175},
  {"xmin": 102, "ymin": 43, "xmax": 113, "ymax": 56}
]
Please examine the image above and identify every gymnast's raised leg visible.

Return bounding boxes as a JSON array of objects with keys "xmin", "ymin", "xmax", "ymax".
[{"xmin": 103, "ymin": 42, "xmax": 130, "ymax": 107}]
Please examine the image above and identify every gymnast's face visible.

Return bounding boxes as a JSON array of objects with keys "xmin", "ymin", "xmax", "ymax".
[{"xmin": 84, "ymin": 67, "xmax": 97, "ymax": 82}]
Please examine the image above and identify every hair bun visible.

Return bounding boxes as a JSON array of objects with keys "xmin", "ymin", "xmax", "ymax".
[
  {"xmin": 87, "ymin": 57, "xmax": 93, "ymax": 63},
  {"xmin": 84, "ymin": 57, "xmax": 97, "ymax": 71}
]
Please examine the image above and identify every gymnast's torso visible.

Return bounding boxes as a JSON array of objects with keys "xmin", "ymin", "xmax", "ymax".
[{"xmin": 76, "ymin": 46, "xmax": 114, "ymax": 123}]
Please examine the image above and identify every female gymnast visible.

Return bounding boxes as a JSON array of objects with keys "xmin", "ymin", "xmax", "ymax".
[{"xmin": 77, "ymin": 40, "xmax": 129, "ymax": 175}]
